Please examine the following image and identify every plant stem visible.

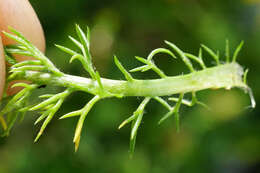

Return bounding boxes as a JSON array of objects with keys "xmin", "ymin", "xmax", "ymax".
[{"xmin": 13, "ymin": 62, "xmax": 246, "ymax": 97}]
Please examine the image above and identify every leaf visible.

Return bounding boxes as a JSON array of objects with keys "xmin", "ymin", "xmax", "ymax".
[
  {"xmin": 129, "ymin": 113, "xmax": 143, "ymax": 157},
  {"xmin": 30, "ymin": 91, "xmax": 68, "ymax": 111},
  {"xmin": 73, "ymin": 96, "xmax": 100, "ymax": 151},
  {"xmin": 201, "ymin": 44, "xmax": 220, "ymax": 65},
  {"xmin": 34, "ymin": 99, "xmax": 64, "ymax": 142},
  {"xmin": 55, "ymin": 44, "xmax": 78, "ymax": 55},
  {"xmin": 118, "ymin": 113, "xmax": 137, "ymax": 129},
  {"xmin": 59, "ymin": 110, "xmax": 82, "ymax": 119},
  {"xmin": 12, "ymin": 60, "xmax": 42, "ymax": 68},
  {"xmin": 232, "ymin": 41, "xmax": 244, "ymax": 62},
  {"xmin": 225, "ymin": 39, "xmax": 230, "ymax": 62},
  {"xmin": 75, "ymin": 24, "xmax": 90, "ymax": 60},
  {"xmin": 114, "ymin": 55, "xmax": 134, "ymax": 82},
  {"xmin": 165, "ymin": 41, "xmax": 194, "ymax": 72},
  {"xmin": 147, "ymin": 48, "xmax": 177, "ymax": 61},
  {"xmin": 130, "ymin": 65, "xmax": 151, "ymax": 72}
]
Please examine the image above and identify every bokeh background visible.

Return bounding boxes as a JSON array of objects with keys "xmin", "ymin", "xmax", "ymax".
[{"xmin": 1, "ymin": 0, "xmax": 260, "ymax": 172}]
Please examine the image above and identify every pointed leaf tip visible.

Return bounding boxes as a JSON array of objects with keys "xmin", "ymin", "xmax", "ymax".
[
  {"xmin": 114, "ymin": 55, "xmax": 134, "ymax": 82},
  {"xmin": 74, "ymin": 135, "xmax": 80, "ymax": 152},
  {"xmin": 232, "ymin": 41, "xmax": 244, "ymax": 62},
  {"xmin": 118, "ymin": 120, "xmax": 127, "ymax": 129},
  {"xmin": 34, "ymin": 131, "xmax": 42, "ymax": 143}
]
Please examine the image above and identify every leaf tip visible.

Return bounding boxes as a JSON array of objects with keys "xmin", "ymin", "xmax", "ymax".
[{"xmin": 73, "ymin": 134, "xmax": 81, "ymax": 152}]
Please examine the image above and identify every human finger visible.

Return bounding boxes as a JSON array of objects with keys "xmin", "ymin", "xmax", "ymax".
[
  {"xmin": 0, "ymin": 37, "xmax": 5, "ymax": 99},
  {"xmin": 0, "ymin": 0, "xmax": 45, "ymax": 95}
]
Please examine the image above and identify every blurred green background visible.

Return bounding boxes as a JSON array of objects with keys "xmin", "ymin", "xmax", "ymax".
[{"xmin": 1, "ymin": 0, "xmax": 260, "ymax": 172}]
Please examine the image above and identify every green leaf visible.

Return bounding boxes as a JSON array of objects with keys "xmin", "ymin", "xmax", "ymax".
[
  {"xmin": 73, "ymin": 96, "xmax": 100, "ymax": 152},
  {"xmin": 232, "ymin": 41, "xmax": 244, "ymax": 62},
  {"xmin": 5, "ymin": 48, "xmax": 32, "ymax": 56},
  {"xmin": 59, "ymin": 110, "xmax": 82, "ymax": 119},
  {"xmin": 225, "ymin": 39, "xmax": 230, "ymax": 62},
  {"xmin": 147, "ymin": 48, "xmax": 176, "ymax": 61},
  {"xmin": 34, "ymin": 98, "xmax": 64, "ymax": 142},
  {"xmin": 34, "ymin": 110, "xmax": 51, "ymax": 125},
  {"xmin": 185, "ymin": 53, "xmax": 206, "ymax": 69},
  {"xmin": 4, "ymin": 112, "xmax": 19, "ymax": 136},
  {"xmin": 114, "ymin": 55, "xmax": 134, "ymax": 82},
  {"xmin": 165, "ymin": 41, "xmax": 194, "ymax": 72},
  {"xmin": 129, "ymin": 112, "xmax": 143, "ymax": 157},
  {"xmin": 30, "ymin": 90, "xmax": 70, "ymax": 111},
  {"xmin": 12, "ymin": 60, "xmax": 42, "ymax": 68},
  {"xmin": 4, "ymin": 52, "xmax": 17, "ymax": 65},
  {"xmin": 55, "ymin": 44, "xmax": 78, "ymax": 55},
  {"xmin": 130, "ymin": 65, "xmax": 151, "ymax": 72},
  {"xmin": 75, "ymin": 24, "xmax": 90, "ymax": 60},
  {"xmin": 10, "ymin": 65, "xmax": 45, "ymax": 73},
  {"xmin": 158, "ymin": 93, "xmax": 184, "ymax": 127},
  {"xmin": 201, "ymin": 44, "xmax": 220, "ymax": 65},
  {"xmin": 68, "ymin": 36, "xmax": 83, "ymax": 50},
  {"xmin": 153, "ymin": 96, "xmax": 172, "ymax": 111},
  {"xmin": 243, "ymin": 69, "xmax": 249, "ymax": 84},
  {"xmin": 69, "ymin": 54, "xmax": 83, "ymax": 64},
  {"xmin": 118, "ymin": 113, "xmax": 137, "ymax": 129}
]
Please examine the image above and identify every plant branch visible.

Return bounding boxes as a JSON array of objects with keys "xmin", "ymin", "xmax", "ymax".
[
  {"xmin": 0, "ymin": 25, "xmax": 255, "ymax": 155},
  {"xmin": 11, "ymin": 63, "xmax": 247, "ymax": 97}
]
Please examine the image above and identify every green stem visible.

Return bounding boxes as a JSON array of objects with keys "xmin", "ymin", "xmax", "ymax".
[{"xmin": 13, "ymin": 62, "xmax": 246, "ymax": 97}]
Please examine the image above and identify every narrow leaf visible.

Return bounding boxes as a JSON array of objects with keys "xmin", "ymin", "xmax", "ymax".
[
  {"xmin": 30, "ymin": 89, "xmax": 71, "ymax": 111},
  {"xmin": 147, "ymin": 48, "xmax": 176, "ymax": 61},
  {"xmin": 34, "ymin": 99, "xmax": 64, "ymax": 142},
  {"xmin": 158, "ymin": 109, "xmax": 174, "ymax": 125},
  {"xmin": 232, "ymin": 41, "xmax": 244, "ymax": 62},
  {"xmin": 59, "ymin": 110, "xmax": 82, "ymax": 119},
  {"xmin": 153, "ymin": 96, "xmax": 172, "ymax": 111},
  {"xmin": 165, "ymin": 41, "xmax": 194, "ymax": 72},
  {"xmin": 185, "ymin": 53, "xmax": 206, "ymax": 69},
  {"xmin": 130, "ymin": 65, "xmax": 151, "ymax": 72},
  {"xmin": 69, "ymin": 54, "xmax": 83, "ymax": 64},
  {"xmin": 243, "ymin": 69, "xmax": 249, "ymax": 84},
  {"xmin": 73, "ymin": 96, "xmax": 100, "ymax": 152},
  {"xmin": 129, "ymin": 112, "xmax": 143, "ymax": 156},
  {"xmin": 4, "ymin": 52, "xmax": 17, "ymax": 65},
  {"xmin": 12, "ymin": 60, "xmax": 42, "ymax": 68},
  {"xmin": 225, "ymin": 39, "xmax": 230, "ymax": 62},
  {"xmin": 75, "ymin": 25, "xmax": 92, "ymax": 65},
  {"xmin": 39, "ymin": 94, "xmax": 55, "ymax": 99},
  {"xmin": 11, "ymin": 83, "xmax": 31, "ymax": 89},
  {"xmin": 68, "ymin": 36, "xmax": 83, "ymax": 50},
  {"xmin": 2, "ymin": 31, "xmax": 27, "ymax": 47},
  {"xmin": 55, "ymin": 44, "xmax": 78, "ymax": 55},
  {"xmin": 114, "ymin": 56, "xmax": 134, "ymax": 82},
  {"xmin": 201, "ymin": 44, "xmax": 220, "ymax": 65},
  {"xmin": 118, "ymin": 113, "xmax": 137, "ymax": 129},
  {"xmin": 4, "ymin": 112, "xmax": 19, "ymax": 136},
  {"xmin": 135, "ymin": 56, "xmax": 149, "ymax": 64},
  {"xmin": 34, "ymin": 111, "xmax": 51, "ymax": 125},
  {"xmin": 5, "ymin": 48, "xmax": 32, "ymax": 56},
  {"xmin": 10, "ymin": 65, "xmax": 45, "ymax": 73},
  {"xmin": 0, "ymin": 116, "xmax": 7, "ymax": 130}
]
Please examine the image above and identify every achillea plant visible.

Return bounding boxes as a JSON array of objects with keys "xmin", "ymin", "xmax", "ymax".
[{"xmin": 0, "ymin": 25, "xmax": 255, "ymax": 155}]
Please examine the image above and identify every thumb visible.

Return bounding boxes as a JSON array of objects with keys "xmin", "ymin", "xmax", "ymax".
[
  {"xmin": 0, "ymin": 37, "xmax": 5, "ymax": 99},
  {"xmin": 0, "ymin": 0, "xmax": 45, "ymax": 54},
  {"xmin": 0, "ymin": 0, "xmax": 45, "ymax": 96}
]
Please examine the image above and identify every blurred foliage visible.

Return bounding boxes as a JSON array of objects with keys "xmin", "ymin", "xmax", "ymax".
[{"xmin": 1, "ymin": 0, "xmax": 260, "ymax": 172}]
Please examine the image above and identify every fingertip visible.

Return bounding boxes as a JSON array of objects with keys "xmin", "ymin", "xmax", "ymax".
[
  {"xmin": 0, "ymin": 0, "xmax": 46, "ymax": 95},
  {"xmin": 0, "ymin": 0, "xmax": 45, "ymax": 54}
]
